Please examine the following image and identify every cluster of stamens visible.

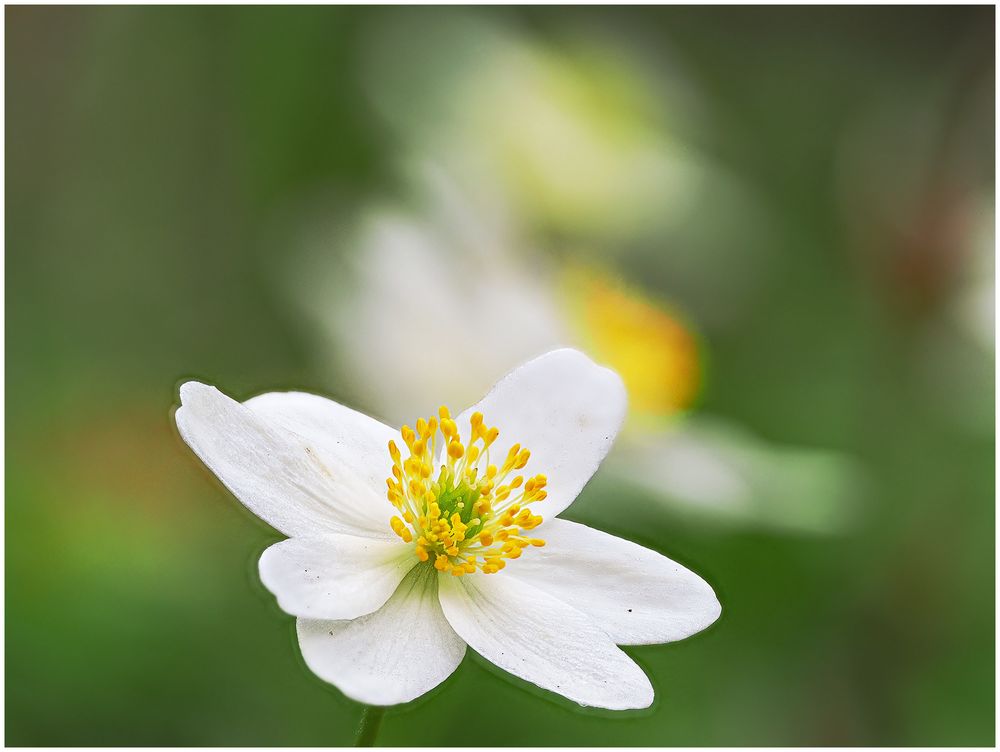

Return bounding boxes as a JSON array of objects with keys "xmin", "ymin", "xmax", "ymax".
[{"xmin": 386, "ymin": 407, "xmax": 547, "ymax": 576}]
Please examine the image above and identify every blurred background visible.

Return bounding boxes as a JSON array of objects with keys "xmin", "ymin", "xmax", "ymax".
[{"xmin": 6, "ymin": 6, "xmax": 994, "ymax": 746}]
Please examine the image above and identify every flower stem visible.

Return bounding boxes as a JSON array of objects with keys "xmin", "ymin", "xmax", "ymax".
[{"xmin": 354, "ymin": 705, "xmax": 385, "ymax": 747}]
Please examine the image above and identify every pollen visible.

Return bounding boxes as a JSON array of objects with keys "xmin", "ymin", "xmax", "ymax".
[{"xmin": 385, "ymin": 408, "xmax": 547, "ymax": 574}]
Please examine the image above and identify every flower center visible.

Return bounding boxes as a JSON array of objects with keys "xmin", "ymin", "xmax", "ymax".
[
  {"xmin": 385, "ymin": 406, "xmax": 547, "ymax": 576},
  {"xmin": 563, "ymin": 265, "xmax": 701, "ymax": 419}
]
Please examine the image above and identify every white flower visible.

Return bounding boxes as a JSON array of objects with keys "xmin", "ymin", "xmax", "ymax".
[{"xmin": 175, "ymin": 349, "xmax": 721, "ymax": 709}]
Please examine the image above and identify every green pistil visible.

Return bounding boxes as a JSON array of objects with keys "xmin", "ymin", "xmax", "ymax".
[{"xmin": 432, "ymin": 468, "xmax": 486, "ymax": 539}]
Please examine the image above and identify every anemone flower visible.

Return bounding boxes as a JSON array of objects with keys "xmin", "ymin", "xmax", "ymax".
[{"xmin": 176, "ymin": 349, "xmax": 720, "ymax": 709}]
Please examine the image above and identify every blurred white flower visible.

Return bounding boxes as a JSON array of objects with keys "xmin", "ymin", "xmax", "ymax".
[
  {"xmin": 913, "ymin": 196, "xmax": 995, "ymax": 437},
  {"xmin": 295, "ymin": 173, "xmax": 568, "ymax": 423},
  {"xmin": 288, "ymin": 170, "xmax": 865, "ymax": 535},
  {"xmin": 838, "ymin": 81, "xmax": 993, "ymax": 437},
  {"xmin": 362, "ymin": 10, "xmax": 704, "ymax": 244},
  {"xmin": 950, "ymin": 194, "xmax": 994, "ymax": 354},
  {"xmin": 360, "ymin": 11, "xmax": 777, "ymax": 329},
  {"xmin": 175, "ymin": 349, "xmax": 720, "ymax": 709}
]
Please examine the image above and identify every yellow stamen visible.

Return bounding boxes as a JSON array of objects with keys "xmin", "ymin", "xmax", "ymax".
[{"xmin": 383, "ymin": 408, "xmax": 548, "ymax": 574}]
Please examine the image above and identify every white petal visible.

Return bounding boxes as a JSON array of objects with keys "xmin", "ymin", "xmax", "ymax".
[
  {"xmin": 176, "ymin": 382, "xmax": 394, "ymax": 538},
  {"xmin": 244, "ymin": 390, "xmax": 399, "ymax": 526},
  {"xmin": 437, "ymin": 572, "xmax": 653, "ymax": 710},
  {"xmin": 259, "ymin": 535, "xmax": 416, "ymax": 620},
  {"xmin": 454, "ymin": 348, "xmax": 626, "ymax": 517},
  {"xmin": 297, "ymin": 566, "xmax": 466, "ymax": 706},
  {"xmin": 506, "ymin": 519, "xmax": 720, "ymax": 645}
]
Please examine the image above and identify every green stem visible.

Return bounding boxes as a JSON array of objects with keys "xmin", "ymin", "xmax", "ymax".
[{"xmin": 354, "ymin": 705, "xmax": 385, "ymax": 747}]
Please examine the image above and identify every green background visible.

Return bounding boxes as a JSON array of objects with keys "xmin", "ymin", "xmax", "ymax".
[{"xmin": 6, "ymin": 6, "xmax": 994, "ymax": 745}]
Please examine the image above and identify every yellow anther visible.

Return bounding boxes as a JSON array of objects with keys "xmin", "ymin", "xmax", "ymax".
[
  {"xmin": 448, "ymin": 441, "xmax": 464, "ymax": 459},
  {"xmin": 520, "ymin": 515, "xmax": 542, "ymax": 530},
  {"xmin": 390, "ymin": 516, "xmax": 413, "ymax": 543},
  {"xmin": 439, "ymin": 406, "xmax": 451, "ymax": 421}
]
